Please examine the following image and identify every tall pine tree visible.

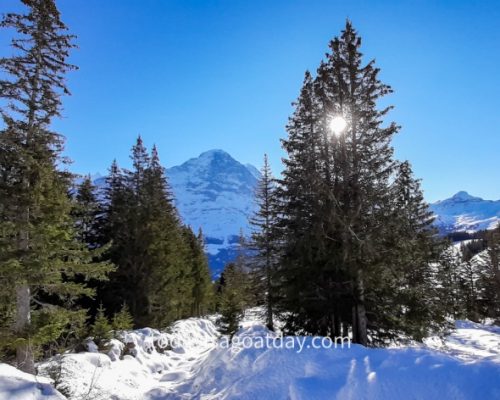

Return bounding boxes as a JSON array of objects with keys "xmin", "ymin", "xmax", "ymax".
[
  {"xmin": 276, "ymin": 21, "xmax": 443, "ymax": 344},
  {"xmin": 100, "ymin": 138, "xmax": 212, "ymax": 328},
  {"xmin": 249, "ymin": 154, "xmax": 279, "ymax": 330},
  {"xmin": 0, "ymin": 0, "xmax": 112, "ymax": 372}
]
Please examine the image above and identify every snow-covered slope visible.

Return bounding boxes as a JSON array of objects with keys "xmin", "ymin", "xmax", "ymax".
[
  {"xmin": 174, "ymin": 321, "xmax": 500, "ymax": 399},
  {"xmin": 166, "ymin": 150, "xmax": 259, "ymax": 276},
  {"xmin": 0, "ymin": 364, "xmax": 65, "ymax": 400},
  {"xmin": 430, "ymin": 191, "xmax": 500, "ymax": 233},
  {"xmin": 3, "ymin": 312, "xmax": 500, "ymax": 400},
  {"xmin": 35, "ymin": 319, "xmax": 220, "ymax": 400}
]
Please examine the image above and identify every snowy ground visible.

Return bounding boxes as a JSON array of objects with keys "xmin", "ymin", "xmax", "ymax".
[{"xmin": 1, "ymin": 309, "xmax": 500, "ymax": 400}]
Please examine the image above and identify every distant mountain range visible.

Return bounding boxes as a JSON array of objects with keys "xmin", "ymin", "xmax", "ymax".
[
  {"xmin": 429, "ymin": 191, "xmax": 500, "ymax": 234},
  {"xmin": 84, "ymin": 150, "xmax": 499, "ymax": 276}
]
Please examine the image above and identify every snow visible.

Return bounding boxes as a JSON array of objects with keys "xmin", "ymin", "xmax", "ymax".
[
  {"xmin": 425, "ymin": 320, "xmax": 500, "ymax": 362},
  {"xmin": 166, "ymin": 150, "xmax": 259, "ymax": 245},
  {"xmin": 157, "ymin": 319, "xmax": 500, "ymax": 399},
  {"xmin": 3, "ymin": 311, "xmax": 500, "ymax": 399},
  {"xmin": 430, "ymin": 191, "xmax": 500, "ymax": 233},
  {"xmin": 166, "ymin": 149, "xmax": 260, "ymax": 276},
  {"xmin": 0, "ymin": 364, "xmax": 64, "ymax": 400},
  {"xmin": 34, "ymin": 318, "xmax": 220, "ymax": 400}
]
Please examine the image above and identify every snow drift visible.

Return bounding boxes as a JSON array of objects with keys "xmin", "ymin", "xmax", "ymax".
[
  {"xmin": 1, "ymin": 312, "xmax": 500, "ymax": 399},
  {"xmin": 152, "ymin": 319, "xmax": 500, "ymax": 399}
]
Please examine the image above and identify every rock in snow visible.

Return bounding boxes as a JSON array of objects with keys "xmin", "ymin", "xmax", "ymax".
[{"xmin": 2, "ymin": 311, "xmax": 500, "ymax": 400}]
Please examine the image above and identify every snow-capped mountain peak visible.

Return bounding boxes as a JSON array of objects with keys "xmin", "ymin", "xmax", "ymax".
[
  {"xmin": 441, "ymin": 191, "xmax": 481, "ymax": 203},
  {"xmin": 430, "ymin": 192, "xmax": 500, "ymax": 233},
  {"xmin": 166, "ymin": 149, "xmax": 260, "ymax": 276},
  {"xmin": 191, "ymin": 149, "xmax": 238, "ymax": 170}
]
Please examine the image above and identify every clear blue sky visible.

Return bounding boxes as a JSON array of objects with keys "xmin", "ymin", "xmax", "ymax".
[{"xmin": 1, "ymin": 0, "xmax": 499, "ymax": 202}]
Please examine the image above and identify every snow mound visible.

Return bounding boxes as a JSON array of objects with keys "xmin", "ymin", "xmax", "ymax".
[
  {"xmin": 3, "ymin": 315, "xmax": 500, "ymax": 399},
  {"xmin": 168, "ymin": 318, "xmax": 219, "ymax": 354},
  {"xmin": 0, "ymin": 363, "xmax": 65, "ymax": 400},
  {"xmin": 424, "ymin": 320, "xmax": 500, "ymax": 363},
  {"xmin": 35, "ymin": 318, "xmax": 219, "ymax": 400},
  {"xmin": 154, "ymin": 320, "xmax": 500, "ymax": 400}
]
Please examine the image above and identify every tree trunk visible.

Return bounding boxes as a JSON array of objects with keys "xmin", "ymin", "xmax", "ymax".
[
  {"xmin": 351, "ymin": 304, "xmax": 358, "ymax": 343},
  {"xmin": 16, "ymin": 179, "xmax": 34, "ymax": 373},
  {"xmin": 333, "ymin": 307, "xmax": 341, "ymax": 338},
  {"xmin": 15, "ymin": 284, "xmax": 34, "ymax": 374},
  {"xmin": 356, "ymin": 302, "xmax": 368, "ymax": 346},
  {"xmin": 342, "ymin": 321, "xmax": 349, "ymax": 339},
  {"xmin": 354, "ymin": 272, "xmax": 368, "ymax": 346},
  {"xmin": 265, "ymin": 252, "xmax": 274, "ymax": 331}
]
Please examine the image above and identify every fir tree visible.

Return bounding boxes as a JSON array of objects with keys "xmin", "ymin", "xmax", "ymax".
[
  {"xmin": 373, "ymin": 161, "xmax": 445, "ymax": 341},
  {"xmin": 218, "ymin": 262, "xmax": 250, "ymax": 336},
  {"xmin": 112, "ymin": 303, "xmax": 134, "ymax": 331},
  {"xmin": 276, "ymin": 21, "xmax": 443, "ymax": 344},
  {"xmin": 478, "ymin": 225, "xmax": 500, "ymax": 319},
  {"xmin": 436, "ymin": 246, "xmax": 464, "ymax": 319},
  {"xmin": 249, "ymin": 154, "xmax": 279, "ymax": 330},
  {"xmin": 276, "ymin": 70, "xmax": 334, "ymax": 337},
  {"xmin": 73, "ymin": 176, "xmax": 103, "ymax": 249},
  {"xmin": 184, "ymin": 227, "xmax": 213, "ymax": 317},
  {"xmin": 91, "ymin": 304, "xmax": 112, "ymax": 348},
  {"xmin": 0, "ymin": 0, "xmax": 112, "ymax": 372}
]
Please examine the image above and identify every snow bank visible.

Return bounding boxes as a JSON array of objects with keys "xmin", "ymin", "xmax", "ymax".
[
  {"xmin": 151, "ymin": 320, "xmax": 500, "ymax": 400},
  {"xmin": 0, "ymin": 363, "xmax": 64, "ymax": 400},
  {"xmin": 36, "ymin": 318, "xmax": 219, "ymax": 400},
  {"xmin": 2, "ymin": 315, "xmax": 500, "ymax": 399},
  {"xmin": 425, "ymin": 320, "xmax": 500, "ymax": 363}
]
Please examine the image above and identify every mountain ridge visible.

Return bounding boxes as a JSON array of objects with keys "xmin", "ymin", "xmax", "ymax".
[
  {"xmin": 82, "ymin": 151, "xmax": 499, "ymax": 275},
  {"xmin": 166, "ymin": 149, "xmax": 259, "ymax": 276},
  {"xmin": 430, "ymin": 191, "xmax": 500, "ymax": 233}
]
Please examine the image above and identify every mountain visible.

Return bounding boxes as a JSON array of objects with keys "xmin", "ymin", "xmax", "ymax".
[
  {"xmin": 81, "ymin": 149, "xmax": 258, "ymax": 277},
  {"xmin": 166, "ymin": 150, "xmax": 260, "ymax": 276},
  {"xmin": 430, "ymin": 191, "xmax": 500, "ymax": 233},
  {"xmin": 83, "ymin": 150, "xmax": 499, "ymax": 275}
]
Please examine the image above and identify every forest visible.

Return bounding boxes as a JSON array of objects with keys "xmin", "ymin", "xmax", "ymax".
[{"xmin": 0, "ymin": 0, "xmax": 499, "ymax": 382}]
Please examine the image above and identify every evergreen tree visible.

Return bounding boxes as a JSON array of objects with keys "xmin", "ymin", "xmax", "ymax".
[
  {"xmin": 276, "ymin": 21, "xmax": 443, "ymax": 344},
  {"xmin": 435, "ymin": 229, "xmax": 500, "ymax": 323},
  {"xmin": 276, "ymin": 70, "xmax": 335, "ymax": 337},
  {"xmin": 249, "ymin": 154, "xmax": 279, "ymax": 330},
  {"xmin": 435, "ymin": 246, "xmax": 464, "ymax": 319},
  {"xmin": 0, "ymin": 0, "xmax": 112, "ymax": 372},
  {"xmin": 91, "ymin": 304, "xmax": 112, "ymax": 348},
  {"xmin": 97, "ymin": 159, "xmax": 134, "ymax": 321},
  {"xmin": 143, "ymin": 144, "xmax": 195, "ymax": 326},
  {"xmin": 184, "ymin": 227, "xmax": 213, "ymax": 317},
  {"xmin": 477, "ymin": 225, "xmax": 500, "ymax": 319},
  {"xmin": 372, "ymin": 161, "xmax": 445, "ymax": 341},
  {"xmin": 112, "ymin": 303, "xmax": 134, "ymax": 331},
  {"xmin": 218, "ymin": 262, "xmax": 251, "ymax": 336},
  {"xmin": 100, "ymin": 139, "xmax": 203, "ymax": 328},
  {"xmin": 73, "ymin": 176, "xmax": 103, "ymax": 249}
]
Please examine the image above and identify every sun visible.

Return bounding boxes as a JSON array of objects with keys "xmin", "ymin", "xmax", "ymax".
[{"xmin": 328, "ymin": 116, "xmax": 347, "ymax": 136}]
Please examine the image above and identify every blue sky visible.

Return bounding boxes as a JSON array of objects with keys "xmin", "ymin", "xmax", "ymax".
[{"xmin": 1, "ymin": 0, "xmax": 499, "ymax": 202}]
